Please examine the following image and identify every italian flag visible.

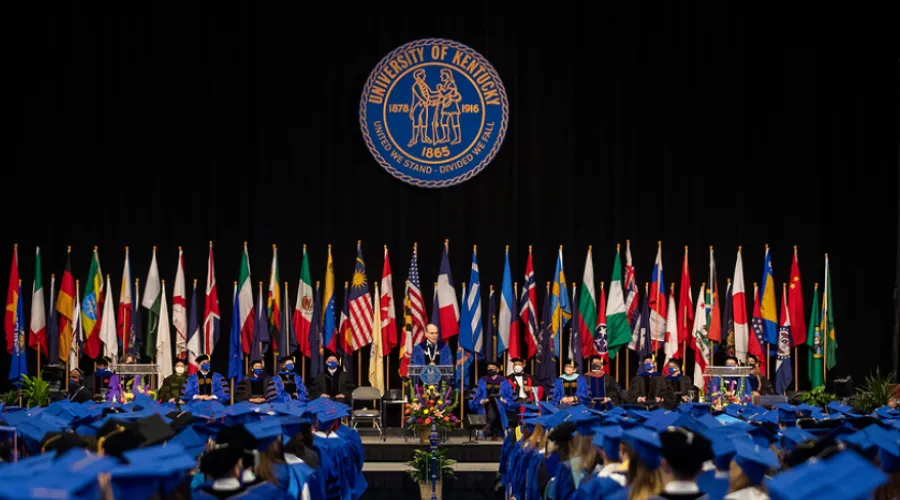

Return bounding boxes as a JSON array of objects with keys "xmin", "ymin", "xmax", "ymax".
[
  {"xmin": 577, "ymin": 246, "xmax": 597, "ymax": 358},
  {"xmin": 606, "ymin": 246, "xmax": 631, "ymax": 358},
  {"xmin": 143, "ymin": 247, "xmax": 161, "ymax": 359},
  {"xmin": 238, "ymin": 243, "xmax": 255, "ymax": 354},
  {"xmin": 29, "ymin": 246, "xmax": 47, "ymax": 356}
]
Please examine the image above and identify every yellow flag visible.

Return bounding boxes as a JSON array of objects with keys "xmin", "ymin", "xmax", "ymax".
[{"xmin": 368, "ymin": 283, "xmax": 385, "ymax": 394}]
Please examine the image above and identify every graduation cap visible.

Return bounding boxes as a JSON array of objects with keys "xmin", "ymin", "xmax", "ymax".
[
  {"xmin": 659, "ymin": 427, "xmax": 713, "ymax": 474},
  {"xmin": 169, "ymin": 426, "xmax": 208, "ymax": 459},
  {"xmin": 746, "ymin": 424, "xmax": 778, "ymax": 449},
  {"xmin": 199, "ymin": 442, "xmax": 245, "ymax": 479},
  {"xmin": 592, "ymin": 425, "xmax": 624, "ymax": 461},
  {"xmin": 547, "ymin": 421, "xmax": 577, "ymax": 444},
  {"xmin": 826, "ymin": 401, "xmax": 856, "ymax": 416},
  {"xmin": 625, "ymin": 409, "xmax": 652, "ymax": 422},
  {"xmin": 26, "ymin": 449, "xmax": 120, "ymax": 499},
  {"xmin": 702, "ymin": 430, "xmax": 740, "ymax": 471},
  {"xmin": 838, "ymin": 431, "xmax": 878, "ymax": 459},
  {"xmin": 110, "ymin": 443, "xmax": 198, "ymax": 498},
  {"xmin": 643, "ymin": 411, "xmax": 680, "ymax": 432},
  {"xmin": 766, "ymin": 450, "xmax": 888, "ymax": 500},
  {"xmin": 539, "ymin": 401, "xmax": 561, "ymax": 414},
  {"xmin": 245, "ymin": 419, "xmax": 284, "ymax": 451},
  {"xmin": 17, "ymin": 418, "xmax": 65, "ymax": 454},
  {"xmin": 875, "ymin": 437, "xmax": 900, "ymax": 473},
  {"xmin": 40, "ymin": 431, "xmax": 91, "ymax": 457},
  {"xmin": 678, "ymin": 402, "xmax": 712, "ymax": 418},
  {"xmin": 733, "ymin": 439, "xmax": 778, "ymax": 485},
  {"xmin": 165, "ymin": 411, "xmax": 195, "ymax": 431},
  {"xmin": 622, "ymin": 427, "xmax": 663, "ymax": 469},
  {"xmin": 135, "ymin": 413, "xmax": 176, "ymax": 446},
  {"xmin": 696, "ymin": 414, "xmax": 723, "ymax": 430},
  {"xmin": 874, "ymin": 406, "xmax": 900, "ymax": 421},
  {"xmin": 775, "ymin": 404, "xmax": 799, "ymax": 424},
  {"xmin": 780, "ymin": 427, "xmax": 815, "ymax": 450}
]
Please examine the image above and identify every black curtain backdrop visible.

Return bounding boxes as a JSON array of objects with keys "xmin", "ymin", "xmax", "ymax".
[{"xmin": 5, "ymin": 3, "xmax": 898, "ymax": 393}]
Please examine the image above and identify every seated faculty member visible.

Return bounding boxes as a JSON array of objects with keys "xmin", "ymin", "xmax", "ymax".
[
  {"xmin": 308, "ymin": 352, "xmax": 354, "ymax": 401},
  {"xmin": 183, "ymin": 354, "xmax": 228, "ymax": 401}
]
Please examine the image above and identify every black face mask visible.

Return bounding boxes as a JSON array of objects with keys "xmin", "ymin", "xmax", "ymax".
[
  {"xmin": 591, "ymin": 365, "xmax": 603, "ymax": 372},
  {"xmin": 487, "ymin": 369, "xmax": 498, "ymax": 376}
]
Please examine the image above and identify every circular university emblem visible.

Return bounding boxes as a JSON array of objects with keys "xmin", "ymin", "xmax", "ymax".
[{"xmin": 360, "ymin": 38, "xmax": 509, "ymax": 188}]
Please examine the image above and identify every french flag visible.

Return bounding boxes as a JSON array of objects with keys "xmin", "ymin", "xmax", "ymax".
[
  {"xmin": 648, "ymin": 243, "xmax": 667, "ymax": 347},
  {"xmin": 437, "ymin": 241, "xmax": 460, "ymax": 339}
]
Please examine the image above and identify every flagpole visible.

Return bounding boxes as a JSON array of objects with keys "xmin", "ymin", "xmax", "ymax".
[
  {"xmin": 513, "ymin": 279, "xmax": 518, "ymax": 373},
  {"xmin": 558, "ymin": 247, "xmax": 563, "ymax": 378},
  {"xmin": 282, "ymin": 281, "xmax": 288, "ymax": 370},
  {"xmin": 822, "ymin": 254, "xmax": 829, "ymax": 384},
  {"xmin": 682, "ymin": 246, "xmax": 688, "ymax": 372},
  {"xmin": 625, "ymin": 242, "xmax": 631, "ymax": 389},
  {"xmin": 572, "ymin": 282, "xmax": 578, "ymax": 369}
]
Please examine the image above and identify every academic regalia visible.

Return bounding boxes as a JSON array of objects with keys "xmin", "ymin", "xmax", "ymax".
[
  {"xmin": 747, "ymin": 374, "xmax": 774, "ymax": 395},
  {"xmin": 521, "ymin": 447, "xmax": 547, "ymax": 500},
  {"xmin": 724, "ymin": 488, "xmax": 769, "ymax": 499},
  {"xmin": 663, "ymin": 374, "xmax": 694, "ymax": 409},
  {"xmin": 626, "ymin": 369, "xmax": 673, "ymax": 406},
  {"xmin": 697, "ymin": 469, "xmax": 731, "ymax": 499},
  {"xmin": 470, "ymin": 375, "xmax": 515, "ymax": 436},
  {"xmin": 183, "ymin": 371, "xmax": 228, "ymax": 401},
  {"xmin": 267, "ymin": 372, "xmax": 309, "ymax": 403},
  {"xmin": 85, "ymin": 369, "xmax": 115, "ymax": 402},
  {"xmin": 648, "ymin": 481, "xmax": 709, "ymax": 499},
  {"xmin": 194, "ymin": 478, "xmax": 248, "ymax": 499},
  {"xmin": 108, "ymin": 374, "xmax": 151, "ymax": 403},
  {"xmin": 574, "ymin": 474, "xmax": 626, "ymax": 499},
  {"xmin": 507, "ymin": 372, "xmax": 542, "ymax": 405},
  {"xmin": 157, "ymin": 372, "xmax": 188, "ymax": 402},
  {"xmin": 67, "ymin": 380, "xmax": 93, "ymax": 403},
  {"xmin": 308, "ymin": 368, "xmax": 354, "ymax": 401},
  {"xmin": 584, "ymin": 371, "xmax": 621, "ymax": 408},
  {"xmin": 235, "ymin": 374, "xmax": 272, "ymax": 403},
  {"xmin": 411, "ymin": 339, "xmax": 453, "ymax": 365},
  {"xmin": 552, "ymin": 374, "xmax": 589, "ymax": 405}
]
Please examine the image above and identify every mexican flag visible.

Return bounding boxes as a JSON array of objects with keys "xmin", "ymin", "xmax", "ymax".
[{"xmin": 238, "ymin": 244, "xmax": 255, "ymax": 354}]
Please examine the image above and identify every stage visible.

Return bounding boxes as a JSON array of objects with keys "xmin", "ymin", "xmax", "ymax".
[{"xmin": 358, "ymin": 430, "xmax": 502, "ymax": 499}]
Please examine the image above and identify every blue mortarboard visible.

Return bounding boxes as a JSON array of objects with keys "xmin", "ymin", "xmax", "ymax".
[
  {"xmin": 780, "ymin": 427, "xmax": 815, "ymax": 449},
  {"xmin": 723, "ymin": 404, "xmax": 745, "ymax": 419},
  {"xmin": 874, "ymin": 406, "xmax": 900, "ymax": 421},
  {"xmin": 697, "ymin": 414, "xmax": 723, "ymax": 430},
  {"xmin": 539, "ymin": 401, "xmax": 560, "ymax": 414},
  {"xmin": 245, "ymin": 419, "xmax": 283, "ymax": 451},
  {"xmin": 111, "ymin": 444, "xmax": 198, "ymax": 497},
  {"xmin": 281, "ymin": 416, "xmax": 312, "ymax": 439},
  {"xmin": 826, "ymin": 401, "xmax": 855, "ymax": 416},
  {"xmin": 622, "ymin": 427, "xmax": 662, "ymax": 469},
  {"xmin": 775, "ymin": 404, "xmax": 798, "ymax": 424},
  {"xmin": 38, "ymin": 449, "xmax": 120, "ymax": 499},
  {"xmin": 704, "ymin": 431, "xmax": 740, "ymax": 471},
  {"xmin": 168, "ymin": 426, "xmax": 207, "ymax": 458},
  {"xmin": 678, "ymin": 402, "xmax": 712, "ymax": 418},
  {"xmin": 269, "ymin": 402, "xmax": 306, "ymax": 417},
  {"xmin": 643, "ymin": 411, "xmax": 680, "ymax": 432},
  {"xmin": 876, "ymin": 438, "xmax": 900, "ymax": 473},
  {"xmin": 759, "ymin": 410, "xmax": 780, "ymax": 425},
  {"xmin": 0, "ymin": 452, "xmax": 55, "ymax": 479},
  {"xmin": 17, "ymin": 418, "xmax": 64, "ymax": 453},
  {"xmin": 767, "ymin": 450, "xmax": 888, "ymax": 500},
  {"xmin": 733, "ymin": 439, "xmax": 779, "ymax": 485},
  {"xmin": 626, "ymin": 409, "xmax": 652, "ymax": 422},
  {"xmin": 746, "ymin": 425, "xmax": 778, "ymax": 448},
  {"xmin": 794, "ymin": 403, "xmax": 817, "ymax": 418},
  {"xmin": 838, "ymin": 431, "xmax": 877, "ymax": 459},
  {"xmin": 592, "ymin": 425, "xmax": 624, "ymax": 462}
]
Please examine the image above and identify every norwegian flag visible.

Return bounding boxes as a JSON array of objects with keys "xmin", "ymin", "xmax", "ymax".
[
  {"xmin": 348, "ymin": 242, "xmax": 374, "ymax": 350},
  {"xmin": 407, "ymin": 245, "xmax": 427, "ymax": 346},
  {"xmin": 519, "ymin": 249, "xmax": 539, "ymax": 358}
]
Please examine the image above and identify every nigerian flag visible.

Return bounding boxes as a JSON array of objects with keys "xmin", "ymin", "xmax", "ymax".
[
  {"xmin": 806, "ymin": 283, "xmax": 822, "ymax": 388},
  {"xmin": 143, "ymin": 248, "xmax": 162, "ymax": 359},
  {"xmin": 606, "ymin": 247, "xmax": 630, "ymax": 358}
]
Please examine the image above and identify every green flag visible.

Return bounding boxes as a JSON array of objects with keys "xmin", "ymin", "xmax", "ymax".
[
  {"xmin": 606, "ymin": 248, "xmax": 630, "ymax": 358},
  {"xmin": 143, "ymin": 248, "xmax": 161, "ymax": 359},
  {"xmin": 806, "ymin": 284, "xmax": 822, "ymax": 388},
  {"xmin": 822, "ymin": 255, "xmax": 837, "ymax": 371}
]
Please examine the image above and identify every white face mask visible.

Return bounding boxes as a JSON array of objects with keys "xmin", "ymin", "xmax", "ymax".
[
  {"xmin": 175, "ymin": 366, "xmax": 185, "ymax": 375},
  {"xmin": 513, "ymin": 365, "xmax": 524, "ymax": 374}
]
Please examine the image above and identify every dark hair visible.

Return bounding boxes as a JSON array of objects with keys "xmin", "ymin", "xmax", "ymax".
[
  {"xmin": 725, "ymin": 355, "xmax": 739, "ymax": 364},
  {"xmin": 250, "ymin": 360, "xmax": 263, "ymax": 367},
  {"xmin": 642, "ymin": 355, "xmax": 655, "ymax": 362},
  {"xmin": 666, "ymin": 358, "xmax": 680, "ymax": 366},
  {"xmin": 747, "ymin": 354, "xmax": 759, "ymax": 363}
]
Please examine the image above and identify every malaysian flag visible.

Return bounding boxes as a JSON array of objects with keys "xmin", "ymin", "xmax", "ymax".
[
  {"xmin": 407, "ymin": 245, "xmax": 427, "ymax": 345},
  {"xmin": 348, "ymin": 242, "xmax": 374, "ymax": 350},
  {"xmin": 520, "ymin": 247, "xmax": 538, "ymax": 359}
]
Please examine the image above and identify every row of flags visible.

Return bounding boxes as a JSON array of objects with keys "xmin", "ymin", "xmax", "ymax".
[{"xmin": 5, "ymin": 241, "xmax": 838, "ymax": 394}]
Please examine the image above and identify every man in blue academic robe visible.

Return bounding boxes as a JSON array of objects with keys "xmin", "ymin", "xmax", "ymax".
[
  {"xmin": 553, "ymin": 359, "xmax": 589, "ymax": 406},
  {"xmin": 411, "ymin": 324, "xmax": 453, "ymax": 366},
  {"xmin": 268, "ymin": 356, "xmax": 309, "ymax": 403},
  {"xmin": 470, "ymin": 360, "xmax": 516, "ymax": 437},
  {"xmin": 182, "ymin": 354, "xmax": 228, "ymax": 402}
]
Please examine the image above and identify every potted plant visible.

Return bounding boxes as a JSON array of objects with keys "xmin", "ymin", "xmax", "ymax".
[
  {"xmin": 21, "ymin": 375, "xmax": 50, "ymax": 408},
  {"xmin": 852, "ymin": 369, "xmax": 896, "ymax": 414},
  {"xmin": 406, "ymin": 448, "xmax": 456, "ymax": 500},
  {"xmin": 797, "ymin": 386, "xmax": 837, "ymax": 407},
  {"xmin": 405, "ymin": 382, "xmax": 459, "ymax": 444}
]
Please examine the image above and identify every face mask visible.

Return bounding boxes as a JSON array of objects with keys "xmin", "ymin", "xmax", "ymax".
[
  {"xmin": 667, "ymin": 367, "xmax": 678, "ymax": 375},
  {"xmin": 96, "ymin": 368, "xmax": 109, "ymax": 376},
  {"xmin": 175, "ymin": 366, "xmax": 185, "ymax": 375},
  {"xmin": 200, "ymin": 363, "xmax": 210, "ymax": 372},
  {"xmin": 253, "ymin": 368, "xmax": 264, "ymax": 376},
  {"xmin": 643, "ymin": 362, "xmax": 654, "ymax": 371},
  {"xmin": 70, "ymin": 378, "xmax": 80, "ymax": 386},
  {"xmin": 591, "ymin": 365, "xmax": 602, "ymax": 372},
  {"xmin": 487, "ymin": 369, "xmax": 498, "ymax": 376},
  {"xmin": 513, "ymin": 366, "xmax": 524, "ymax": 374},
  {"xmin": 327, "ymin": 361, "xmax": 339, "ymax": 370}
]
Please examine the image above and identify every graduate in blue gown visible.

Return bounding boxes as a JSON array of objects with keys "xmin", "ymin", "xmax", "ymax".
[
  {"xmin": 194, "ymin": 441, "xmax": 250, "ymax": 499},
  {"xmin": 470, "ymin": 360, "xmax": 516, "ymax": 437},
  {"xmin": 411, "ymin": 323, "xmax": 453, "ymax": 365},
  {"xmin": 183, "ymin": 354, "xmax": 228, "ymax": 401},
  {"xmin": 646, "ymin": 427, "xmax": 713, "ymax": 500},
  {"xmin": 268, "ymin": 356, "xmax": 309, "ymax": 403},
  {"xmin": 553, "ymin": 359, "xmax": 589, "ymax": 406}
]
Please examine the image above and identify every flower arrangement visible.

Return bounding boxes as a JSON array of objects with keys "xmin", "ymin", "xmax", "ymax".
[{"xmin": 405, "ymin": 381, "xmax": 459, "ymax": 432}]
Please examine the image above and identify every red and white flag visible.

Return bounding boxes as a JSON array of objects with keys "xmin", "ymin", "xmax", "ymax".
[
  {"xmin": 624, "ymin": 241, "xmax": 638, "ymax": 326},
  {"xmin": 649, "ymin": 242, "xmax": 667, "ymax": 346},
  {"xmin": 380, "ymin": 246, "xmax": 398, "ymax": 356},
  {"xmin": 788, "ymin": 247, "xmax": 806, "ymax": 346},
  {"xmin": 676, "ymin": 247, "xmax": 693, "ymax": 358},
  {"xmin": 173, "ymin": 247, "xmax": 188, "ymax": 360},
  {"xmin": 117, "ymin": 247, "xmax": 132, "ymax": 353},
  {"xmin": 691, "ymin": 283, "xmax": 710, "ymax": 390},
  {"xmin": 520, "ymin": 248, "xmax": 539, "ymax": 359},
  {"xmin": 407, "ymin": 244, "xmax": 427, "ymax": 346},
  {"xmin": 664, "ymin": 284, "xmax": 679, "ymax": 362},
  {"xmin": 733, "ymin": 248, "xmax": 750, "ymax": 363}
]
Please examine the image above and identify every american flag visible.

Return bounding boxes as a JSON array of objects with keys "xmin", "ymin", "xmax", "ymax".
[
  {"xmin": 407, "ymin": 246, "xmax": 427, "ymax": 346},
  {"xmin": 348, "ymin": 242, "xmax": 374, "ymax": 350}
]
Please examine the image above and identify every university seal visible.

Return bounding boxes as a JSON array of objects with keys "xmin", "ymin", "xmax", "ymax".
[{"xmin": 360, "ymin": 39, "xmax": 509, "ymax": 188}]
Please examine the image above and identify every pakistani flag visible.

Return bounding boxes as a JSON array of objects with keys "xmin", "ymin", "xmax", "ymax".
[
  {"xmin": 143, "ymin": 248, "xmax": 161, "ymax": 359},
  {"xmin": 577, "ymin": 247, "xmax": 597, "ymax": 358},
  {"xmin": 606, "ymin": 247, "xmax": 631, "ymax": 358},
  {"xmin": 806, "ymin": 284, "xmax": 822, "ymax": 388},
  {"xmin": 822, "ymin": 255, "xmax": 837, "ymax": 371}
]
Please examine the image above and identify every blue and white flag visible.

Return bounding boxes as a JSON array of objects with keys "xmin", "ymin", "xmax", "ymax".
[{"xmin": 459, "ymin": 249, "xmax": 482, "ymax": 357}]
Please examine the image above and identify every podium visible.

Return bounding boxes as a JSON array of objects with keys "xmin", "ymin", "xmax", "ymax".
[
  {"xmin": 406, "ymin": 365, "xmax": 456, "ymax": 500},
  {"xmin": 702, "ymin": 366, "xmax": 752, "ymax": 405},
  {"xmin": 407, "ymin": 365, "xmax": 455, "ymax": 386},
  {"xmin": 116, "ymin": 364, "xmax": 161, "ymax": 390}
]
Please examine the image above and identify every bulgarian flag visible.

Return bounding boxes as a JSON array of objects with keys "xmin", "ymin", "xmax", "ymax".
[
  {"xmin": 238, "ymin": 243, "xmax": 255, "ymax": 355},
  {"xmin": 577, "ymin": 246, "xmax": 598, "ymax": 358},
  {"xmin": 606, "ymin": 245, "xmax": 631, "ymax": 359},
  {"xmin": 82, "ymin": 248, "xmax": 104, "ymax": 360}
]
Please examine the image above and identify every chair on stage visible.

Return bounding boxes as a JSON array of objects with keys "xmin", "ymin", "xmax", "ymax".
[{"xmin": 350, "ymin": 386, "xmax": 385, "ymax": 441}]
